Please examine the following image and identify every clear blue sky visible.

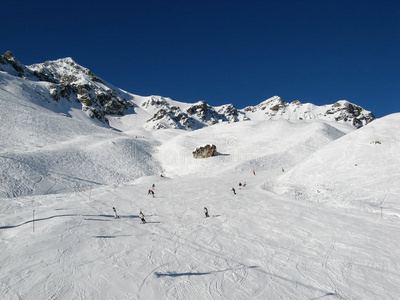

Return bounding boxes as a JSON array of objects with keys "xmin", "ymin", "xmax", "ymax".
[{"xmin": 2, "ymin": 0, "xmax": 399, "ymax": 117}]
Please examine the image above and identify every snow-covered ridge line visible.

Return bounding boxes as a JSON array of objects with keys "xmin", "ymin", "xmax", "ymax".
[
  {"xmin": 0, "ymin": 51, "xmax": 375, "ymax": 130},
  {"xmin": 243, "ymin": 96, "xmax": 374, "ymax": 128}
]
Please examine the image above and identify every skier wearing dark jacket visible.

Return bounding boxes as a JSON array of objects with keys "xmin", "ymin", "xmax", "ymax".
[
  {"xmin": 204, "ymin": 207, "xmax": 209, "ymax": 218},
  {"xmin": 113, "ymin": 207, "xmax": 119, "ymax": 219},
  {"xmin": 139, "ymin": 211, "xmax": 146, "ymax": 223}
]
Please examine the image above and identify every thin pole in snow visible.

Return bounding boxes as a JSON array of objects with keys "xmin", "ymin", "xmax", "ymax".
[
  {"xmin": 89, "ymin": 188, "xmax": 92, "ymax": 201},
  {"xmin": 33, "ymin": 210, "xmax": 35, "ymax": 233},
  {"xmin": 380, "ymin": 192, "xmax": 387, "ymax": 219}
]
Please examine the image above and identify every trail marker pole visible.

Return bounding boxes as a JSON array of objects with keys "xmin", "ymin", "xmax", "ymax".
[
  {"xmin": 89, "ymin": 188, "xmax": 92, "ymax": 201},
  {"xmin": 381, "ymin": 207, "xmax": 383, "ymax": 219},
  {"xmin": 33, "ymin": 210, "xmax": 35, "ymax": 233}
]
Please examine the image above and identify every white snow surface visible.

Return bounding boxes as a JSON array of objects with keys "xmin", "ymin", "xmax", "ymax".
[{"xmin": 1, "ymin": 71, "xmax": 400, "ymax": 299}]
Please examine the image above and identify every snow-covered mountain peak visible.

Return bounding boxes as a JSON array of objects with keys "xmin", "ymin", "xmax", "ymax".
[
  {"xmin": 0, "ymin": 52, "xmax": 134, "ymax": 123},
  {"xmin": 141, "ymin": 98, "xmax": 245, "ymax": 130},
  {"xmin": 257, "ymin": 95, "xmax": 284, "ymax": 107},
  {"xmin": 28, "ymin": 57, "xmax": 103, "ymax": 85},
  {"xmin": 243, "ymin": 96, "xmax": 374, "ymax": 128}
]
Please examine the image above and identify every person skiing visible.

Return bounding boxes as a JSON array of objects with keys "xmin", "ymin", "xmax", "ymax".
[
  {"xmin": 253, "ymin": 170, "xmax": 256, "ymax": 175},
  {"xmin": 152, "ymin": 183, "xmax": 155, "ymax": 189},
  {"xmin": 204, "ymin": 207, "xmax": 209, "ymax": 218},
  {"xmin": 148, "ymin": 190, "xmax": 155, "ymax": 197},
  {"xmin": 239, "ymin": 182, "xmax": 242, "ymax": 187},
  {"xmin": 231, "ymin": 188, "xmax": 236, "ymax": 195},
  {"xmin": 139, "ymin": 211, "xmax": 146, "ymax": 223},
  {"xmin": 243, "ymin": 182, "xmax": 246, "ymax": 187},
  {"xmin": 113, "ymin": 207, "xmax": 119, "ymax": 219}
]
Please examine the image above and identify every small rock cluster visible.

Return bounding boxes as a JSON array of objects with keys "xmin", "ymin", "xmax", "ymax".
[{"xmin": 192, "ymin": 144, "xmax": 217, "ymax": 159}]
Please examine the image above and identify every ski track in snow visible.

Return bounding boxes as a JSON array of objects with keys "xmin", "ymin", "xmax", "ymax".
[{"xmin": 2, "ymin": 169, "xmax": 399, "ymax": 299}]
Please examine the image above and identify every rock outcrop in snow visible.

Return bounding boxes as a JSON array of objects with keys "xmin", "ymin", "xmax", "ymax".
[
  {"xmin": 192, "ymin": 145, "xmax": 217, "ymax": 158},
  {"xmin": 192, "ymin": 144, "xmax": 217, "ymax": 159}
]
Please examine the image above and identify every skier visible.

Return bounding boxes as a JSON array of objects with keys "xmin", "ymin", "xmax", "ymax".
[
  {"xmin": 232, "ymin": 188, "xmax": 236, "ymax": 195},
  {"xmin": 139, "ymin": 211, "xmax": 146, "ymax": 223},
  {"xmin": 204, "ymin": 207, "xmax": 209, "ymax": 218},
  {"xmin": 113, "ymin": 207, "xmax": 119, "ymax": 219},
  {"xmin": 152, "ymin": 183, "xmax": 155, "ymax": 189},
  {"xmin": 243, "ymin": 182, "xmax": 246, "ymax": 187},
  {"xmin": 253, "ymin": 170, "xmax": 256, "ymax": 175},
  {"xmin": 148, "ymin": 189, "xmax": 155, "ymax": 197},
  {"xmin": 239, "ymin": 182, "xmax": 242, "ymax": 187},
  {"xmin": 282, "ymin": 167, "xmax": 285, "ymax": 172}
]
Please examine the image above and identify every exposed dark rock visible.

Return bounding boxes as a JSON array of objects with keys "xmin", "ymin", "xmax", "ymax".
[
  {"xmin": 0, "ymin": 51, "xmax": 27, "ymax": 77},
  {"xmin": 187, "ymin": 101, "xmax": 210, "ymax": 121},
  {"xmin": 193, "ymin": 144, "xmax": 217, "ymax": 159}
]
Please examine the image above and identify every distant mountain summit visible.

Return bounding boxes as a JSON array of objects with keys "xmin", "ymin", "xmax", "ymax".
[
  {"xmin": 0, "ymin": 51, "xmax": 131, "ymax": 124},
  {"xmin": 0, "ymin": 51, "xmax": 375, "ymax": 130},
  {"xmin": 141, "ymin": 97, "xmax": 244, "ymax": 130},
  {"xmin": 243, "ymin": 96, "xmax": 374, "ymax": 128}
]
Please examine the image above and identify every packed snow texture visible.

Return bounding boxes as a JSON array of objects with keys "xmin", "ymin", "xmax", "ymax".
[{"xmin": 1, "ymin": 67, "xmax": 400, "ymax": 299}]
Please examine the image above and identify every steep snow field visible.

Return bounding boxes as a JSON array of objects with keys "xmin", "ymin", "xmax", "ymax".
[
  {"xmin": 0, "ymin": 72, "xmax": 161, "ymax": 198},
  {"xmin": 1, "ymin": 73, "xmax": 399, "ymax": 299}
]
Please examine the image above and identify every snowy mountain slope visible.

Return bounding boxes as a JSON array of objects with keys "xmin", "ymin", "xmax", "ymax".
[
  {"xmin": 152, "ymin": 119, "xmax": 354, "ymax": 178},
  {"xmin": 0, "ymin": 159, "xmax": 399, "ymax": 299},
  {"xmin": 274, "ymin": 113, "xmax": 400, "ymax": 215},
  {"xmin": 0, "ymin": 54, "xmax": 381, "ymax": 201},
  {"xmin": 1, "ymin": 51, "xmax": 399, "ymax": 299},
  {"xmin": 0, "ymin": 72, "xmax": 161, "ymax": 198}
]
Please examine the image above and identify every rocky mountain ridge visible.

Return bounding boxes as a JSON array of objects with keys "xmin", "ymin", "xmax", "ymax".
[
  {"xmin": 0, "ymin": 51, "xmax": 375, "ymax": 130},
  {"xmin": 243, "ymin": 96, "xmax": 374, "ymax": 128},
  {"xmin": 0, "ymin": 51, "xmax": 131, "ymax": 124},
  {"xmin": 141, "ymin": 97, "xmax": 244, "ymax": 130}
]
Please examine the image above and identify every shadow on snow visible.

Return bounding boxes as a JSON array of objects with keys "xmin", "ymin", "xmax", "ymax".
[
  {"xmin": 155, "ymin": 266, "xmax": 338, "ymax": 298},
  {"xmin": 155, "ymin": 265, "xmax": 257, "ymax": 277},
  {"xmin": 0, "ymin": 214, "xmax": 139, "ymax": 229}
]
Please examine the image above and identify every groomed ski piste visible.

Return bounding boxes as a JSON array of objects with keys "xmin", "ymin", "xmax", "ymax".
[{"xmin": 1, "ymin": 75, "xmax": 400, "ymax": 299}]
